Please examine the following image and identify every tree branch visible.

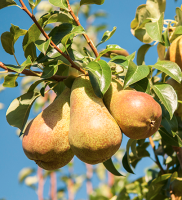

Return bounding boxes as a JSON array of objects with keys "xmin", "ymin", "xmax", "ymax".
[
  {"xmin": 66, "ymin": 0, "xmax": 99, "ymax": 58},
  {"xmin": 50, "ymin": 172, "xmax": 57, "ymax": 200},
  {"xmin": 18, "ymin": 0, "xmax": 86, "ymax": 74},
  {"xmin": 0, "ymin": 62, "xmax": 67, "ymax": 82},
  {"xmin": 149, "ymin": 136, "xmax": 165, "ymax": 174}
]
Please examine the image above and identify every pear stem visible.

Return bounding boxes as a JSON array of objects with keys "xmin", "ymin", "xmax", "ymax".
[{"xmin": 149, "ymin": 136, "xmax": 165, "ymax": 174}]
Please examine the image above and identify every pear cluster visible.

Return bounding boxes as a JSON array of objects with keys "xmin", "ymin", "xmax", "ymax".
[{"xmin": 22, "ymin": 76, "xmax": 162, "ymax": 170}]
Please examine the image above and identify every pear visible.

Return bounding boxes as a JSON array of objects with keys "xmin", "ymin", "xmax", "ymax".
[
  {"xmin": 165, "ymin": 35, "xmax": 182, "ymax": 70},
  {"xmin": 167, "ymin": 78, "xmax": 182, "ymax": 119},
  {"xmin": 104, "ymin": 80, "xmax": 162, "ymax": 139},
  {"xmin": 22, "ymin": 88, "xmax": 74, "ymax": 170},
  {"xmin": 69, "ymin": 76, "xmax": 122, "ymax": 164}
]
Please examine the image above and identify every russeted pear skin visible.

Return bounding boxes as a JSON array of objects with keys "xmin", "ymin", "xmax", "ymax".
[
  {"xmin": 104, "ymin": 80, "xmax": 162, "ymax": 139},
  {"xmin": 69, "ymin": 76, "xmax": 122, "ymax": 164},
  {"xmin": 22, "ymin": 88, "xmax": 74, "ymax": 170}
]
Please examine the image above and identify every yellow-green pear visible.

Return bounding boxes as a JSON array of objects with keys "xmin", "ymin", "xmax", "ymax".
[
  {"xmin": 104, "ymin": 79, "xmax": 162, "ymax": 139},
  {"xmin": 22, "ymin": 88, "xmax": 74, "ymax": 170},
  {"xmin": 69, "ymin": 76, "xmax": 122, "ymax": 164}
]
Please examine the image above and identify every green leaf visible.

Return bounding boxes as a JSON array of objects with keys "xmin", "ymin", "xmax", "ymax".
[
  {"xmin": 63, "ymin": 75, "xmax": 76, "ymax": 89},
  {"xmin": 3, "ymin": 74, "xmax": 18, "ymax": 88},
  {"xmin": 41, "ymin": 64, "xmax": 58, "ymax": 79},
  {"xmin": 10, "ymin": 24, "xmax": 27, "ymax": 43},
  {"xmin": 86, "ymin": 60, "xmax": 111, "ymax": 98},
  {"xmin": 80, "ymin": 0, "xmax": 105, "ymax": 6},
  {"xmin": 48, "ymin": 0, "xmax": 69, "ymax": 10},
  {"xmin": 123, "ymin": 61, "xmax": 150, "ymax": 89},
  {"xmin": 110, "ymin": 55, "xmax": 128, "ymax": 69},
  {"xmin": 1, "ymin": 32, "xmax": 14, "ymax": 55},
  {"xmin": 159, "ymin": 127, "xmax": 182, "ymax": 147},
  {"xmin": 23, "ymin": 13, "xmax": 51, "ymax": 60},
  {"xmin": 122, "ymin": 139, "xmax": 135, "ymax": 174},
  {"xmin": 97, "ymin": 60, "xmax": 112, "ymax": 95},
  {"xmin": 35, "ymin": 38, "xmax": 51, "ymax": 55},
  {"xmin": 130, "ymin": 78, "xmax": 150, "ymax": 94},
  {"xmin": 137, "ymin": 44, "xmax": 152, "ymax": 65},
  {"xmin": 147, "ymin": 173, "xmax": 171, "ymax": 200},
  {"xmin": 97, "ymin": 27, "xmax": 116, "ymax": 47},
  {"xmin": 61, "ymin": 26, "xmax": 85, "ymax": 49},
  {"xmin": 28, "ymin": 0, "xmax": 41, "ymax": 10},
  {"xmin": 146, "ymin": 0, "xmax": 166, "ymax": 19},
  {"xmin": 131, "ymin": 28, "xmax": 153, "ymax": 44},
  {"xmin": 0, "ymin": 0, "xmax": 17, "ymax": 9},
  {"xmin": 145, "ymin": 13, "xmax": 164, "ymax": 42},
  {"xmin": 96, "ymin": 45, "xmax": 124, "ymax": 61},
  {"xmin": 20, "ymin": 56, "xmax": 33, "ymax": 71},
  {"xmin": 6, "ymin": 91, "xmax": 40, "ymax": 130},
  {"xmin": 153, "ymin": 61, "xmax": 182, "ymax": 83},
  {"xmin": 45, "ymin": 11, "xmax": 75, "ymax": 25},
  {"xmin": 152, "ymin": 83, "xmax": 178, "ymax": 119},
  {"xmin": 173, "ymin": 25, "xmax": 182, "ymax": 35},
  {"xmin": 103, "ymin": 158, "xmax": 123, "ymax": 176}
]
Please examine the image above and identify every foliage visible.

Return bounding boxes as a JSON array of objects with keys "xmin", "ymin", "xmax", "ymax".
[{"xmin": 1, "ymin": 0, "xmax": 182, "ymax": 199}]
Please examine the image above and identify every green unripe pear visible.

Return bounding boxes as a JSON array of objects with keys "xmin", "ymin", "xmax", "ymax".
[
  {"xmin": 69, "ymin": 76, "xmax": 122, "ymax": 164},
  {"xmin": 22, "ymin": 88, "xmax": 74, "ymax": 170},
  {"xmin": 104, "ymin": 80, "xmax": 162, "ymax": 139}
]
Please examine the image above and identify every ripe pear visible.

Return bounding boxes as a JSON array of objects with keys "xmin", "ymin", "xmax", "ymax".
[
  {"xmin": 22, "ymin": 88, "xmax": 74, "ymax": 170},
  {"xmin": 165, "ymin": 35, "xmax": 182, "ymax": 70},
  {"xmin": 69, "ymin": 76, "xmax": 122, "ymax": 164},
  {"xmin": 104, "ymin": 80, "xmax": 162, "ymax": 139},
  {"xmin": 167, "ymin": 78, "xmax": 182, "ymax": 119}
]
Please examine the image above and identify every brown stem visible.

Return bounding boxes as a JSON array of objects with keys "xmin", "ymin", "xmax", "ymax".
[
  {"xmin": 18, "ymin": 0, "xmax": 86, "ymax": 74},
  {"xmin": 86, "ymin": 164, "xmax": 93, "ymax": 196},
  {"xmin": 50, "ymin": 172, "xmax": 57, "ymax": 200},
  {"xmin": 149, "ymin": 136, "xmax": 165, "ymax": 174},
  {"xmin": 66, "ymin": 0, "xmax": 99, "ymax": 58},
  {"xmin": 173, "ymin": 146, "xmax": 182, "ymax": 169},
  {"xmin": 0, "ymin": 62, "xmax": 67, "ymax": 82},
  {"xmin": 37, "ymin": 166, "xmax": 44, "ymax": 200}
]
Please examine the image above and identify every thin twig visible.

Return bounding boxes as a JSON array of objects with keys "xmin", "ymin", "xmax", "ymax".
[
  {"xmin": 86, "ymin": 164, "xmax": 93, "ymax": 196},
  {"xmin": 66, "ymin": 0, "xmax": 99, "ymax": 58},
  {"xmin": 18, "ymin": 0, "xmax": 86, "ymax": 74},
  {"xmin": 50, "ymin": 172, "xmax": 57, "ymax": 200},
  {"xmin": 149, "ymin": 136, "xmax": 165, "ymax": 174},
  {"xmin": 0, "ymin": 62, "xmax": 67, "ymax": 82},
  {"xmin": 37, "ymin": 166, "xmax": 44, "ymax": 200}
]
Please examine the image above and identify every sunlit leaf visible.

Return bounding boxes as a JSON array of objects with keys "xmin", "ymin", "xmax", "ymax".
[
  {"xmin": 145, "ymin": 13, "xmax": 164, "ymax": 42},
  {"xmin": 6, "ymin": 91, "xmax": 40, "ymax": 130},
  {"xmin": 10, "ymin": 24, "xmax": 27, "ymax": 43},
  {"xmin": 152, "ymin": 83, "xmax": 178, "ymax": 119},
  {"xmin": 153, "ymin": 61, "xmax": 182, "ymax": 83},
  {"xmin": 97, "ymin": 27, "xmax": 116, "ymax": 47},
  {"xmin": 41, "ymin": 64, "xmax": 58, "ymax": 79},
  {"xmin": 19, "ymin": 168, "xmax": 35, "ymax": 183},
  {"xmin": 48, "ymin": 0, "xmax": 69, "ymax": 10},
  {"xmin": 124, "ymin": 61, "xmax": 150, "ymax": 89},
  {"xmin": 35, "ymin": 38, "xmax": 51, "ymax": 55}
]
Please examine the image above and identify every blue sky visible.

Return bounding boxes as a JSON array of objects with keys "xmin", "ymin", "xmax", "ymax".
[{"xmin": 0, "ymin": 0, "xmax": 181, "ymax": 199}]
